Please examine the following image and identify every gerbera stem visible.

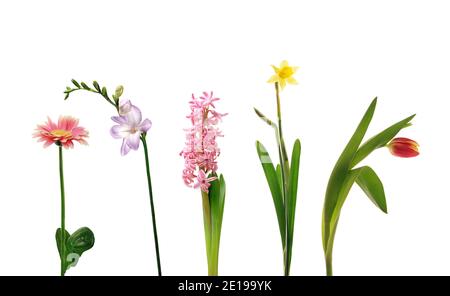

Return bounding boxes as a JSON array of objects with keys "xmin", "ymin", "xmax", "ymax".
[
  {"xmin": 141, "ymin": 135, "xmax": 162, "ymax": 276},
  {"xmin": 58, "ymin": 145, "xmax": 66, "ymax": 276}
]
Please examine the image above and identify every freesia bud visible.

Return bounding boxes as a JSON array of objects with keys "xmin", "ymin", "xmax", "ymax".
[
  {"xmin": 115, "ymin": 85, "xmax": 124, "ymax": 98},
  {"xmin": 387, "ymin": 137, "xmax": 419, "ymax": 158}
]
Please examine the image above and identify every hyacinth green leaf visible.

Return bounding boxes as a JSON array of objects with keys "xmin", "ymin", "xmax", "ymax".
[
  {"xmin": 323, "ymin": 98, "xmax": 377, "ymax": 251},
  {"xmin": 209, "ymin": 174, "xmax": 226, "ymax": 250},
  {"xmin": 285, "ymin": 139, "xmax": 301, "ymax": 269},
  {"xmin": 356, "ymin": 166, "xmax": 387, "ymax": 213},
  {"xmin": 350, "ymin": 114, "xmax": 416, "ymax": 168},
  {"xmin": 256, "ymin": 141, "xmax": 285, "ymax": 247}
]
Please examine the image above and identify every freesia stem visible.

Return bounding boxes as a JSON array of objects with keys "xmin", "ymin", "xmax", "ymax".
[
  {"xmin": 141, "ymin": 135, "xmax": 162, "ymax": 276},
  {"xmin": 58, "ymin": 145, "xmax": 66, "ymax": 276}
]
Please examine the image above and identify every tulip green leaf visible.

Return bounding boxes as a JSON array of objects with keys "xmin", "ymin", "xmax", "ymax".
[
  {"xmin": 322, "ymin": 97, "xmax": 416, "ymax": 275},
  {"xmin": 256, "ymin": 141, "xmax": 285, "ymax": 247},
  {"xmin": 323, "ymin": 98, "xmax": 377, "ymax": 248},
  {"xmin": 350, "ymin": 114, "xmax": 416, "ymax": 168},
  {"xmin": 356, "ymin": 166, "xmax": 387, "ymax": 213}
]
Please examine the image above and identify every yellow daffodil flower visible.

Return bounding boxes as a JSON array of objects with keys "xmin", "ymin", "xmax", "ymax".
[{"xmin": 267, "ymin": 60, "xmax": 299, "ymax": 90}]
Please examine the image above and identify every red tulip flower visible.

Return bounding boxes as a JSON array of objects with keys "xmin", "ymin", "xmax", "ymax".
[{"xmin": 388, "ymin": 137, "xmax": 419, "ymax": 158}]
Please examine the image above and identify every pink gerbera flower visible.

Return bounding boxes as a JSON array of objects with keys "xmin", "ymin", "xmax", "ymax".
[{"xmin": 33, "ymin": 116, "xmax": 89, "ymax": 148}]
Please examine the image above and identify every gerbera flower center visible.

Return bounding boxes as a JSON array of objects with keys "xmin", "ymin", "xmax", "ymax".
[
  {"xmin": 278, "ymin": 66, "xmax": 294, "ymax": 79},
  {"xmin": 51, "ymin": 129, "xmax": 72, "ymax": 138}
]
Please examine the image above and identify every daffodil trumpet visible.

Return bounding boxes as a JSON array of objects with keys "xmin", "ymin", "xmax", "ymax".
[
  {"xmin": 254, "ymin": 60, "xmax": 301, "ymax": 276},
  {"xmin": 322, "ymin": 97, "xmax": 418, "ymax": 276},
  {"xmin": 34, "ymin": 116, "xmax": 95, "ymax": 276},
  {"xmin": 64, "ymin": 80, "xmax": 162, "ymax": 275}
]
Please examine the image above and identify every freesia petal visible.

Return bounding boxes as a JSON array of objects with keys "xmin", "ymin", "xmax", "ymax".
[
  {"xmin": 110, "ymin": 124, "xmax": 131, "ymax": 139},
  {"xmin": 121, "ymin": 139, "xmax": 131, "ymax": 156},
  {"xmin": 111, "ymin": 115, "xmax": 128, "ymax": 124},
  {"xmin": 119, "ymin": 99, "xmax": 132, "ymax": 115},
  {"xmin": 124, "ymin": 105, "xmax": 142, "ymax": 126},
  {"xmin": 126, "ymin": 132, "xmax": 141, "ymax": 150},
  {"xmin": 139, "ymin": 119, "xmax": 152, "ymax": 133}
]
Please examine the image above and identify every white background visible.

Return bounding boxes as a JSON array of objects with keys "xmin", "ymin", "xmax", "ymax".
[{"xmin": 0, "ymin": 0, "xmax": 448, "ymax": 276}]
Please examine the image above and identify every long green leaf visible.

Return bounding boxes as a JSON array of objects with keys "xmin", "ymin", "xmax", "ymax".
[
  {"xmin": 285, "ymin": 139, "xmax": 301, "ymax": 270},
  {"xmin": 356, "ymin": 166, "xmax": 387, "ymax": 213},
  {"xmin": 256, "ymin": 141, "xmax": 285, "ymax": 247},
  {"xmin": 350, "ymin": 114, "xmax": 416, "ymax": 168},
  {"xmin": 323, "ymin": 98, "xmax": 377, "ymax": 250}
]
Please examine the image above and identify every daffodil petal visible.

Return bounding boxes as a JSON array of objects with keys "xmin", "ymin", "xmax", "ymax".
[
  {"xmin": 287, "ymin": 77, "xmax": 298, "ymax": 85},
  {"xmin": 280, "ymin": 60, "xmax": 289, "ymax": 68}
]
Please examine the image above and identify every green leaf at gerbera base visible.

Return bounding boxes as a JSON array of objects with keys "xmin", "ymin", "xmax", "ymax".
[{"xmin": 67, "ymin": 227, "xmax": 95, "ymax": 256}]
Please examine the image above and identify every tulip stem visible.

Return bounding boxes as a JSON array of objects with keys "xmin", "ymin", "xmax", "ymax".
[
  {"xmin": 141, "ymin": 135, "xmax": 162, "ymax": 276},
  {"xmin": 58, "ymin": 145, "xmax": 66, "ymax": 276}
]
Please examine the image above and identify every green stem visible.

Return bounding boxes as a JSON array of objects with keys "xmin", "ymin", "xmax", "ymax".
[
  {"xmin": 201, "ymin": 191, "xmax": 216, "ymax": 275},
  {"xmin": 141, "ymin": 135, "xmax": 162, "ymax": 276},
  {"xmin": 275, "ymin": 82, "xmax": 290, "ymax": 276},
  {"xmin": 326, "ymin": 253, "xmax": 333, "ymax": 276},
  {"xmin": 58, "ymin": 145, "xmax": 66, "ymax": 276}
]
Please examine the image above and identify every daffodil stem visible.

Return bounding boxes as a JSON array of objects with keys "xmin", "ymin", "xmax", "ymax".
[
  {"xmin": 141, "ymin": 135, "xmax": 162, "ymax": 276},
  {"xmin": 274, "ymin": 82, "xmax": 291, "ymax": 276},
  {"xmin": 58, "ymin": 145, "xmax": 66, "ymax": 277}
]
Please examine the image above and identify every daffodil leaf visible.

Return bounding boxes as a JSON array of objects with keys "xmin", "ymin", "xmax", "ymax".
[
  {"xmin": 256, "ymin": 141, "xmax": 285, "ymax": 247},
  {"xmin": 356, "ymin": 166, "xmax": 387, "ymax": 213},
  {"xmin": 285, "ymin": 139, "xmax": 301, "ymax": 270},
  {"xmin": 350, "ymin": 114, "xmax": 416, "ymax": 168}
]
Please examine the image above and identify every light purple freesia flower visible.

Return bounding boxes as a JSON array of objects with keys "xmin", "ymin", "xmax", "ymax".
[{"xmin": 110, "ymin": 99, "xmax": 152, "ymax": 155}]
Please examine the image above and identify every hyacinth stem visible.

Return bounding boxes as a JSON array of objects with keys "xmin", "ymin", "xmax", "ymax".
[
  {"xmin": 201, "ymin": 191, "xmax": 214, "ymax": 275},
  {"xmin": 58, "ymin": 145, "xmax": 66, "ymax": 276},
  {"xmin": 274, "ymin": 82, "xmax": 291, "ymax": 276},
  {"xmin": 141, "ymin": 135, "xmax": 162, "ymax": 276}
]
